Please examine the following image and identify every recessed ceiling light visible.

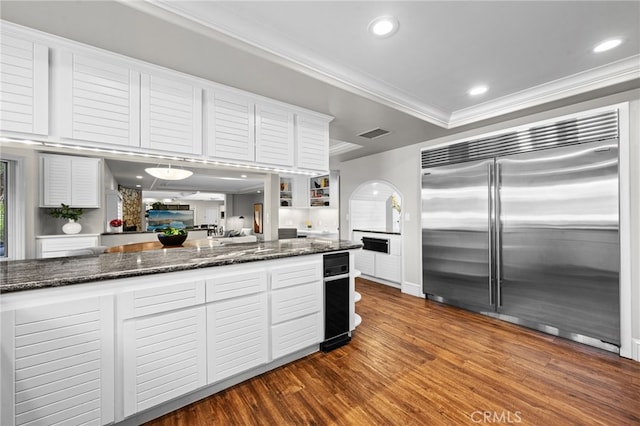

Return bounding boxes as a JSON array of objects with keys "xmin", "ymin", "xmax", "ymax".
[
  {"xmin": 593, "ymin": 38, "xmax": 622, "ymax": 53},
  {"xmin": 368, "ymin": 16, "xmax": 399, "ymax": 38},
  {"xmin": 469, "ymin": 85, "xmax": 489, "ymax": 96},
  {"xmin": 241, "ymin": 174, "xmax": 247, "ymax": 178},
  {"xmin": 136, "ymin": 175, "xmax": 143, "ymax": 179},
  {"xmin": 135, "ymin": 184, "xmax": 141, "ymax": 188}
]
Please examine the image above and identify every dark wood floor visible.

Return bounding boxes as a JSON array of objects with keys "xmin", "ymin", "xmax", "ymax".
[{"xmin": 146, "ymin": 278, "xmax": 640, "ymax": 425}]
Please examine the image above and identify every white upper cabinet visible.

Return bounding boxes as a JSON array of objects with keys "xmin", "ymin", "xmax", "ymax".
[
  {"xmin": 295, "ymin": 114, "xmax": 330, "ymax": 172},
  {"xmin": 206, "ymin": 90, "xmax": 255, "ymax": 162},
  {"xmin": 57, "ymin": 50, "xmax": 140, "ymax": 147},
  {"xmin": 40, "ymin": 154, "xmax": 102, "ymax": 208},
  {"xmin": 0, "ymin": 29, "xmax": 48, "ymax": 135},
  {"xmin": 140, "ymin": 73, "xmax": 202, "ymax": 155},
  {"xmin": 255, "ymin": 103, "xmax": 294, "ymax": 167}
]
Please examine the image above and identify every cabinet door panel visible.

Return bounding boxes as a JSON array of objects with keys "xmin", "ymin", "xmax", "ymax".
[
  {"xmin": 296, "ymin": 114, "xmax": 329, "ymax": 172},
  {"xmin": 207, "ymin": 91, "xmax": 255, "ymax": 162},
  {"xmin": 141, "ymin": 74, "xmax": 202, "ymax": 155},
  {"xmin": 122, "ymin": 307, "xmax": 206, "ymax": 417},
  {"xmin": 0, "ymin": 31, "xmax": 48, "ymax": 135},
  {"xmin": 207, "ymin": 293, "xmax": 268, "ymax": 383},
  {"xmin": 42, "ymin": 155, "xmax": 71, "ymax": 206},
  {"xmin": 1, "ymin": 296, "xmax": 114, "ymax": 426},
  {"xmin": 60, "ymin": 51, "xmax": 140, "ymax": 147},
  {"xmin": 354, "ymin": 250, "xmax": 375, "ymax": 277},
  {"xmin": 70, "ymin": 157, "xmax": 101, "ymax": 207},
  {"xmin": 255, "ymin": 103, "xmax": 294, "ymax": 167},
  {"xmin": 375, "ymin": 253, "xmax": 402, "ymax": 283}
]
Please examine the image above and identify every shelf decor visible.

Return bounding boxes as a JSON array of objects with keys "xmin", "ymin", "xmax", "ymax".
[{"xmin": 49, "ymin": 203, "xmax": 84, "ymax": 234}]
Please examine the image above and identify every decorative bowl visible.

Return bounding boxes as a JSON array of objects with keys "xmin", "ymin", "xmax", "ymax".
[{"xmin": 157, "ymin": 232, "xmax": 188, "ymax": 247}]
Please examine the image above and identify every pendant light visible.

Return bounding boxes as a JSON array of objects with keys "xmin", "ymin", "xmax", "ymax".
[{"xmin": 144, "ymin": 164, "xmax": 193, "ymax": 180}]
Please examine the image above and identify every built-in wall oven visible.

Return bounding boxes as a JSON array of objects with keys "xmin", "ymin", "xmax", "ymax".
[
  {"xmin": 361, "ymin": 236, "xmax": 390, "ymax": 254},
  {"xmin": 321, "ymin": 252, "xmax": 351, "ymax": 352}
]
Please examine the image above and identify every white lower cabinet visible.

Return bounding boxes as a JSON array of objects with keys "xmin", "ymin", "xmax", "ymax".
[
  {"xmin": 119, "ymin": 280, "xmax": 207, "ymax": 418},
  {"xmin": 2, "ymin": 254, "xmax": 339, "ymax": 424},
  {"xmin": 0, "ymin": 296, "xmax": 114, "ymax": 426},
  {"xmin": 36, "ymin": 234, "xmax": 100, "ymax": 258},
  {"xmin": 352, "ymin": 232, "xmax": 402, "ymax": 284},
  {"xmin": 269, "ymin": 260, "xmax": 323, "ymax": 359}
]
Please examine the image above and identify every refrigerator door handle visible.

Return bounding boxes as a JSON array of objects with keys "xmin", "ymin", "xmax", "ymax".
[
  {"xmin": 487, "ymin": 162, "xmax": 494, "ymax": 306},
  {"xmin": 495, "ymin": 162, "xmax": 503, "ymax": 307}
]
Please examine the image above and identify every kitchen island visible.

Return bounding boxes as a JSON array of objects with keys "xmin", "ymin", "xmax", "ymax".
[{"xmin": 0, "ymin": 239, "xmax": 361, "ymax": 425}]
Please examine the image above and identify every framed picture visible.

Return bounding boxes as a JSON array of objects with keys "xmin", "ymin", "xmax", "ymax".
[{"xmin": 253, "ymin": 203, "xmax": 263, "ymax": 234}]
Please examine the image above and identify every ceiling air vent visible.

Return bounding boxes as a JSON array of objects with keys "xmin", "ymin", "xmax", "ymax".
[{"xmin": 358, "ymin": 127, "xmax": 390, "ymax": 139}]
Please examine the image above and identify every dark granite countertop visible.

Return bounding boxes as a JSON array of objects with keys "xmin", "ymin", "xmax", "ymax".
[{"xmin": 0, "ymin": 239, "xmax": 362, "ymax": 294}]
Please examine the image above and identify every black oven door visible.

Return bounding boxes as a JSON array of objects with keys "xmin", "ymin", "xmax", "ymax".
[{"xmin": 362, "ymin": 237, "xmax": 389, "ymax": 253}]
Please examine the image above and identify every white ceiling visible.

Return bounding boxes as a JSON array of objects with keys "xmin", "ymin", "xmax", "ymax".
[{"xmin": 1, "ymin": 0, "xmax": 639, "ymax": 192}]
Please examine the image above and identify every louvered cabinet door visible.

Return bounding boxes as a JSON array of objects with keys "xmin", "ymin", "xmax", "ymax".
[
  {"xmin": 70, "ymin": 157, "xmax": 101, "ymax": 207},
  {"xmin": 140, "ymin": 74, "xmax": 202, "ymax": 155},
  {"xmin": 207, "ymin": 293, "xmax": 268, "ymax": 384},
  {"xmin": 255, "ymin": 103, "xmax": 294, "ymax": 167},
  {"xmin": 58, "ymin": 51, "xmax": 140, "ymax": 147},
  {"xmin": 295, "ymin": 114, "xmax": 329, "ymax": 172},
  {"xmin": 0, "ymin": 30, "xmax": 48, "ymax": 135},
  {"xmin": 121, "ymin": 307, "xmax": 207, "ymax": 417},
  {"xmin": 206, "ymin": 90, "xmax": 255, "ymax": 162},
  {"xmin": 0, "ymin": 297, "xmax": 115, "ymax": 426},
  {"xmin": 41, "ymin": 153, "xmax": 71, "ymax": 206}
]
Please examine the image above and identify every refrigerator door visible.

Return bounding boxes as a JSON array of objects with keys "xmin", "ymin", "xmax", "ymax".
[
  {"xmin": 497, "ymin": 139, "xmax": 620, "ymax": 345},
  {"xmin": 422, "ymin": 158, "xmax": 495, "ymax": 311}
]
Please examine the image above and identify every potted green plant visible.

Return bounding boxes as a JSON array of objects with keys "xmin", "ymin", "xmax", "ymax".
[
  {"xmin": 49, "ymin": 203, "xmax": 84, "ymax": 234},
  {"xmin": 156, "ymin": 227, "xmax": 188, "ymax": 246}
]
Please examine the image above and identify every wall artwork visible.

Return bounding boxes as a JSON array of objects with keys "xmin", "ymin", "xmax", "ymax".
[{"xmin": 253, "ymin": 203, "xmax": 263, "ymax": 234}]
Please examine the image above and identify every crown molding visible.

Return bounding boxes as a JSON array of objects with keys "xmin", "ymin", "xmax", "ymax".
[
  {"xmin": 448, "ymin": 55, "xmax": 640, "ymax": 128},
  {"xmin": 142, "ymin": 0, "xmax": 451, "ymax": 128},
  {"xmin": 121, "ymin": 2, "xmax": 640, "ymax": 131}
]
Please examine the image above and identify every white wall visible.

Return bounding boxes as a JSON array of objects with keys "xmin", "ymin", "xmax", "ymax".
[{"xmin": 339, "ymin": 89, "xmax": 640, "ymax": 359}]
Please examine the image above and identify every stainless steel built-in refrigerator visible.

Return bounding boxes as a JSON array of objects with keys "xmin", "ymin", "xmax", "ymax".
[{"xmin": 421, "ymin": 110, "xmax": 620, "ymax": 351}]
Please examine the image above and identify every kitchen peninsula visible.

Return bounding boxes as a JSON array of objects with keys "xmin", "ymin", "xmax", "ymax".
[{"xmin": 0, "ymin": 238, "xmax": 361, "ymax": 425}]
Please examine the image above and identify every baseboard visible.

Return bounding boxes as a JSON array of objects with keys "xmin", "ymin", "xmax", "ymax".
[
  {"xmin": 633, "ymin": 338, "xmax": 640, "ymax": 362},
  {"xmin": 402, "ymin": 281, "xmax": 425, "ymax": 298},
  {"xmin": 358, "ymin": 273, "xmax": 401, "ymax": 289}
]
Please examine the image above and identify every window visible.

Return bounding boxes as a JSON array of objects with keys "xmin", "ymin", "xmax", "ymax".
[{"xmin": 0, "ymin": 160, "xmax": 6, "ymax": 258}]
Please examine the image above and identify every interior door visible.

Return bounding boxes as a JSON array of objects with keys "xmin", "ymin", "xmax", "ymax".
[
  {"xmin": 497, "ymin": 139, "xmax": 620, "ymax": 345},
  {"xmin": 421, "ymin": 158, "xmax": 494, "ymax": 311}
]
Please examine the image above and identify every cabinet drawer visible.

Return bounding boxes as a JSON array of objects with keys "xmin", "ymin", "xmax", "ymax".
[
  {"xmin": 270, "ymin": 260, "xmax": 321, "ymax": 290},
  {"xmin": 271, "ymin": 282, "xmax": 321, "ymax": 325},
  {"xmin": 205, "ymin": 270, "xmax": 267, "ymax": 302},
  {"xmin": 271, "ymin": 313, "xmax": 322, "ymax": 360},
  {"xmin": 40, "ymin": 236, "xmax": 97, "ymax": 252},
  {"xmin": 120, "ymin": 280, "xmax": 205, "ymax": 319}
]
